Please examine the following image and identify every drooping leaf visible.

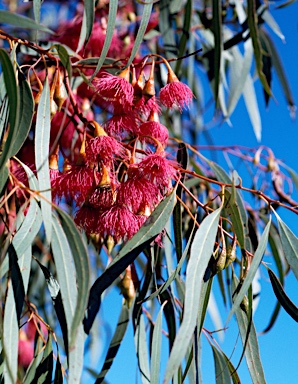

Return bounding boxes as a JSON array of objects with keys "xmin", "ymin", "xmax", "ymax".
[
  {"xmin": 33, "ymin": 0, "xmax": 42, "ymax": 25},
  {"xmin": 224, "ymin": 189, "xmax": 245, "ymax": 249},
  {"xmin": 83, "ymin": 0, "xmax": 95, "ymax": 47},
  {"xmin": 0, "ymin": 48, "xmax": 19, "ymax": 190},
  {"xmin": 164, "ymin": 208, "xmax": 221, "ymax": 383},
  {"xmin": 54, "ymin": 353, "xmax": 63, "ymax": 384},
  {"xmin": 247, "ymin": 0, "xmax": 271, "ymax": 96},
  {"xmin": 34, "ymin": 76, "xmax": 52, "ymax": 243},
  {"xmin": 175, "ymin": 0, "xmax": 192, "ymax": 75},
  {"xmin": 53, "ymin": 44, "xmax": 72, "ymax": 79},
  {"xmin": 23, "ymin": 338, "xmax": 45, "ymax": 384},
  {"xmin": 55, "ymin": 207, "xmax": 90, "ymax": 348},
  {"xmin": 95, "ymin": 305, "xmax": 129, "ymax": 383},
  {"xmin": 150, "ymin": 302, "xmax": 166, "ymax": 384},
  {"xmin": 68, "ymin": 325, "xmax": 85, "ymax": 384},
  {"xmin": 211, "ymin": 344, "xmax": 232, "ymax": 384},
  {"xmin": 9, "ymin": 73, "xmax": 34, "ymax": 157},
  {"xmin": 8, "ymin": 244, "xmax": 25, "ymax": 322},
  {"xmin": 158, "ymin": 0, "xmax": 178, "ymax": 58},
  {"xmin": 124, "ymin": 0, "xmax": 153, "ymax": 69},
  {"xmin": 212, "ymin": 0, "xmax": 222, "ymax": 106},
  {"xmin": 32, "ymin": 333, "xmax": 53, "ymax": 384},
  {"xmin": 0, "ymin": 10, "xmax": 53, "ymax": 33},
  {"xmin": 83, "ymin": 189, "xmax": 177, "ymax": 334},
  {"xmin": 267, "ymin": 267, "xmax": 298, "ymax": 322},
  {"xmin": 226, "ymin": 217, "xmax": 271, "ymax": 324},
  {"xmin": 135, "ymin": 315, "xmax": 150, "ymax": 384},
  {"xmin": 232, "ymin": 275, "xmax": 267, "ymax": 384},
  {"xmin": 51, "ymin": 213, "xmax": 78, "ymax": 348},
  {"xmin": 90, "ymin": 0, "xmax": 118, "ymax": 81},
  {"xmin": 273, "ymin": 209, "xmax": 298, "ymax": 279}
]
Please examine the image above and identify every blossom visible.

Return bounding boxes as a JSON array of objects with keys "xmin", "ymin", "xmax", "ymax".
[
  {"xmin": 117, "ymin": 177, "xmax": 162, "ymax": 214},
  {"xmin": 134, "ymin": 96, "xmax": 161, "ymax": 120},
  {"xmin": 99, "ymin": 204, "xmax": 146, "ymax": 242},
  {"xmin": 159, "ymin": 81, "xmax": 193, "ymax": 112},
  {"xmin": 53, "ymin": 165, "xmax": 97, "ymax": 205},
  {"xmin": 104, "ymin": 114, "xmax": 138, "ymax": 138},
  {"xmin": 92, "ymin": 71, "xmax": 134, "ymax": 113},
  {"xmin": 85, "ymin": 135, "xmax": 126, "ymax": 166},
  {"xmin": 136, "ymin": 152, "xmax": 177, "ymax": 190},
  {"xmin": 74, "ymin": 204, "xmax": 103, "ymax": 235},
  {"xmin": 136, "ymin": 121, "xmax": 169, "ymax": 147}
]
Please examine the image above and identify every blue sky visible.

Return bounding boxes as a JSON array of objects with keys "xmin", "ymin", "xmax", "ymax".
[{"xmin": 96, "ymin": 3, "xmax": 298, "ymax": 383}]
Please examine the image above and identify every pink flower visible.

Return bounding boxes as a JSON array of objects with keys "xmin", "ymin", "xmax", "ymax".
[
  {"xmin": 136, "ymin": 121, "xmax": 169, "ymax": 147},
  {"xmin": 92, "ymin": 71, "xmax": 134, "ymax": 113},
  {"xmin": 104, "ymin": 114, "xmax": 138, "ymax": 138},
  {"xmin": 159, "ymin": 81, "xmax": 193, "ymax": 112},
  {"xmin": 117, "ymin": 177, "xmax": 162, "ymax": 214},
  {"xmin": 85, "ymin": 136, "xmax": 126, "ymax": 166},
  {"xmin": 136, "ymin": 152, "xmax": 177, "ymax": 190},
  {"xmin": 53, "ymin": 165, "xmax": 97, "ymax": 205},
  {"xmin": 75, "ymin": 205, "xmax": 103, "ymax": 235},
  {"xmin": 99, "ymin": 205, "xmax": 146, "ymax": 242},
  {"xmin": 89, "ymin": 185, "xmax": 117, "ymax": 209},
  {"xmin": 134, "ymin": 96, "xmax": 161, "ymax": 120}
]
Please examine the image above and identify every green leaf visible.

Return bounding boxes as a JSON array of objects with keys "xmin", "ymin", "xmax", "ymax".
[
  {"xmin": 212, "ymin": 0, "xmax": 222, "ymax": 106},
  {"xmin": 55, "ymin": 207, "xmax": 90, "ymax": 348},
  {"xmin": 9, "ymin": 73, "xmax": 34, "ymax": 157},
  {"xmin": 273, "ymin": 209, "xmax": 298, "ymax": 279},
  {"xmin": 32, "ymin": 333, "xmax": 53, "ymax": 384},
  {"xmin": 0, "ymin": 49, "xmax": 19, "ymax": 168},
  {"xmin": 90, "ymin": 0, "xmax": 118, "ymax": 81},
  {"xmin": 211, "ymin": 344, "xmax": 231, "ymax": 384},
  {"xmin": 135, "ymin": 315, "xmax": 150, "ymax": 384},
  {"xmin": 226, "ymin": 217, "xmax": 271, "ymax": 323},
  {"xmin": 224, "ymin": 189, "xmax": 245, "ymax": 249},
  {"xmin": 247, "ymin": 0, "xmax": 271, "ymax": 96},
  {"xmin": 68, "ymin": 325, "xmax": 85, "ymax": 384},
  {"xmin": 33, "ymin": 0, "xmax": 42, "ymax": 25},
  {"xmin": 158, "ymin": 0, "xmax": 178, "ymax": 59},
  {"xmin": 164, "ymin": 208, "xmax": 221, "ymax": 383},
  {"xmin": 233, "ymin": 275, "xmax": 266, "ymax": 384},
  {"xmin": 83, "ymin": 189, "xmax": 177, "ymax": 334},
  {"xmin": 84, "ymin": 0, "xmax": 95, "ymax": 47},
  {"xmin": 124, "ymin": 0, "xmax": 153, "ymax": 69},
  {"xmin": 23, "ymin": 339, "xmax": 45, "ymax": 384},
  {"xmin": 175, "ymin": 0, "xmax": 192, "ymax": 75},
  {"xmin": 267, "ymin": 267, "xmax": 298, "ymax": 322},
  {"xmin": 95, "ymin": 304, "xmax": 129, "ymax": 383},
  {"xmin": 34, "ymin": 76, "xmax": 52, "ymax": 243},
  {"xmin": 51, "ymin": 213, "xmax": 78, "ymax": 348},
  {"xmin": 259, "ymin": 29, "xmax": 295, "ymax": 115},
  {"xmin": 0, "ymin": 10, "xmax": 53, "ymax": 33},
  {"xmin": 150, "ymin": 302, "xmax": 166, "ymax": 384},
  {"xmin": 53, "ymin": 44, "xmax": 72, "ymax": 79}
]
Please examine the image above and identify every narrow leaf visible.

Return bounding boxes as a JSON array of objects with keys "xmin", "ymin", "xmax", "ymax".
[
  {"xmin": 224, "ymin": 189, "xmax": 245, "ymax": 249},
  {"xmin": 211, "ymin": 344, "xmax": 231, "ymax": 384},
  {"xmin": 34, "ymin": 76, "xmax": 52, "ymax": 243},
  {"xmin": 68, "ymin": 324, "xmax": 85, "ymax": 384},
  {"xmin": 164, "ymin": 208, "xmax": 221, "ymax": 383},
  {"xmin": 135, "ymin": 315, "xmax": 150, "ymax": 384},
  {"xmin": 55, "ymin": 207, "xmax": 90, "ymax": 348},
  {"xmin": 175, "ymin": 0, "xmax": 192, "ymax": 75},
  {"xmin": 83, "ymin": 189, "xmax": 176, "ymax": 334},
  {"xmin": 212, "ymin": 0, "xmax": 222, "ymax": 105},
  {"xmin": 267, "ymin": 267, "xmax": 298, "ymax": 322},
  {"xmin": 95, "ymin": 304, "xmax": 129, "ymax": 383},
  {"xmin": 84, "ymin": 0, "xmax": 95, "ymax": 47},
  {"xmin": 53, "ymin": 44, "xmax": 72, "ymax": 79},
  {"xmin": 0, "ymin": 10, "xmax": 53, "ymax": 33},
  {"xmin": 226, "ymin": 217, "xmax": 271, "ymax": 323},
  {"xmin": 233, "ymin": 275, "xmax": 266, "ymax": 384},
  {"xmin": 125, "ymin": 0, "xmax": 153, "ymax": 69},
  {"xmin": 90, "ymin": 0, "xmax": 118, "ymax": 81},
  {"xmin": 273, "ymin": 209, "xmax": 298, "ymax": 279},
  {"xmin": 151, "ymin": 302, "xmax": 167, "ymax": 384}
]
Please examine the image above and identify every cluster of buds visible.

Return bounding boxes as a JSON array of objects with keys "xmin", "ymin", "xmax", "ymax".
[{"xmin": 49, "ymin": 56, "xmax": 193, "ymax": 249}]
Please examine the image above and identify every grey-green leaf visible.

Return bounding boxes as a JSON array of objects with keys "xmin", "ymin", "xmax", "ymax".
[
  {"xmin": 151, "ymin": 302, "xmax": 166, "ymax": 384},
  {"xmin": 164, "ymin": 208, "xmax": 221, "ymax": 383},
  {"xmin": 0, "ymin": 10, "xmax": 53, "ymax": 33},
  {"xmin": 273, "ymin": 209, "xmax": 298, "ymax": 280},
  {"xmin": 226, "ymin": 217, "xmax": 271, "ymax": 323},
  {"xmin": 211, "ymin": 344, "xmax": 232, "ymax": 384},
  {"xmin": 34, "ymin": 76, "xmax": 52, "ymax": 243}
]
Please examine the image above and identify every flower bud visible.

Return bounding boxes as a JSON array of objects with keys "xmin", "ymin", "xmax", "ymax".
[{"xmin": 53, "ymin": 69, "xmax": 67, "ymax": 112}]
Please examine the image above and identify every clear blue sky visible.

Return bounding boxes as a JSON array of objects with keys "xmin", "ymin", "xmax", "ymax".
[{"xmin": 95, "ymin": 3, "xmax": 298, "ymax": 383}]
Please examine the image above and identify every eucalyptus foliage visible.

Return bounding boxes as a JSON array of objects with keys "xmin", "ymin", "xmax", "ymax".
[{"xmin": 0, "ymin": 1, "xmax": 297, "ymax": 383}]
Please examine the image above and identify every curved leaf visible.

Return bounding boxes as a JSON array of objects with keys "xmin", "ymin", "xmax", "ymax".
[
  {"xmin": 212, "ymin": 0, "xmax": 222, "ymax": 106},
  {"xmin": 273, "ymin": 209, "xmax": 298, "ymax": 279},
  {"xmin": 164, "ymin": 208, "xmax": 221, "ymax": 384},
  {"xmin": 34, "ymin": 76, "xmax": 52, "ymax": 243},
  {"xmin": 267, "ymin": 267, "xmax": 298, "ymax": 322},
  {"xmin": 90, "ymin": 0, "xmax": 118, "ymax": 81},
  {"xmin": 232, "ymin": 275, "xmax": 266, "ymax": 384},
  {"xmin": 135, "ymin": 315, "xmax": 150, "ymax": 384},
  {"xmin": 95, "ymin": 304, "xmax": 129, "ymax": 383},
  {"xmin": 0, "ymin": 10, "xmax": 53, "ymax": 33},
  {"xmin": 55, "ymin": 207, "xmax": 90, "ymax": 348},
  {"xmin": 83, "ymin": 189, "xmax": 177, "ymax": 334},
  {"xmin": 211, "ymin": 344, "xmax": 232, "ymax": 384},
  {"xmin": 226, "ymin": 217, "xmax": 271, "ymax": 324},
  {"xmin": 53, "ymin": 44, "xmax": 72, "ymax": 79},
  {"xmin": 124, "ymin": 0, "xmax": 153, "ymax": 69}
]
